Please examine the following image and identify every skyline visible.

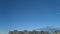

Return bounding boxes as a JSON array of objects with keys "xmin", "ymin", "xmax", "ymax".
[{"xmin": 0, "ymin": 0, "xmax": 60, "ymax": 34}]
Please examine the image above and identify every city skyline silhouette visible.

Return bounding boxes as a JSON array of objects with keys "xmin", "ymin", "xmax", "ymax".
[{"xmin": 0, "ymin": 0, "xmax": 60, "ymax": 34}]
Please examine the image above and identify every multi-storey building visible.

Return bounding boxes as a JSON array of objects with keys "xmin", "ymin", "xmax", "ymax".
[
  {"xmin": 24, "ymin": 30, "xmax": 29, "ymax": 34},
  {"xmin": 9, "ymin": 31, "xmax": 13, "ymax": 34},
  {"xmin": 18, "ymin": 31, "xmax": 24, "ymax": 34},
  {"xmin": 29, "ymin": 31, "xmax": 33, "ymax": 34},
  {"xmin": 39, "ymin": 31, "xmax": 49, "ymax": 34},
  {"xmin": 13, "ymin": 30, "xmax": 18, "ymax": 34},
  {"xmin": 53, "ymin": 30, "xmax": 60, "ymax": 34}
]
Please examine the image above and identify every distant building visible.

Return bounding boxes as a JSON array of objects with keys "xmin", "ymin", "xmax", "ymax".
[
  {"xmin": 29, "ymin": 31, "xmax": 33, "ymax": 34},
  {"xmin": 13, "ymin": 30, "xmax": 18, "ymax": 34},
  {"xmin": 9, "ymin": 31, "xmax": 13, "ymax": 34},
  {"xmin": 8, "ymin": 30, "xmax": 49, "ymax": 34},
  {"xmin": 32, "ymin": 30, "xmax": 38, "ymax": 34},
  {"xmin": 18, "ymin": 30, "xmax": 24, "ymax": 34},
  {"xmin": 53, "ymin": 30, "xmax": 60, "ymax": 34},
  {"xmin": 18, "ymin": 31, "xmax": 24, "ymax": 34},
  {"xmin": 24, "ymin": 30, "xmax": 29, "ymax": 34},
  {"xmin": 40, "ymin": 31, "xmax": 49, "ymax": 34},
  {"xmin": 43, "ymin": 31, "xmax": 49, "ymax": 34}
]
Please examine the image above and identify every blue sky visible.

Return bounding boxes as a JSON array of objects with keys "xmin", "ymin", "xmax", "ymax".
[{"xmin": 0, "ymin": 0, "xmax": 60, "ymax": 34}]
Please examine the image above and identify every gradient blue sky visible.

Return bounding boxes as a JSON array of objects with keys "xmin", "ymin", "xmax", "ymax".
[{"xmin": 0, "ymin": 0, "xmax": 60, "ymax": 34}]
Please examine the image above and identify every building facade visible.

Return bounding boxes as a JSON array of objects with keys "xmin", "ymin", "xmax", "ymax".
[{"xmin": 53, "ymin": 30, "xmax": 60, "ymax": 34}]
